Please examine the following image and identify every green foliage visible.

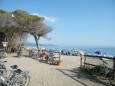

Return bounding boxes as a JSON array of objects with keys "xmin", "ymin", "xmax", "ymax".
[
  {"xmin": 12, "ymin": 9, "xmax": 28, "ymax": 17},
  {"xmin": 80, "ymin": 66, "xmax": 93, "ymax": 75},
  {"xmin": 0, "ymin": 9, "xmax": 53, "ymax": 49},
  {"xmin": 0, "ymin": 9, "xmax": 6, "ymax": 14},
  {"xmin": 80, "ymin": 65, "xmax": 106, "ymax": 77},
  {"xmin": 91, "ymin": 65, "xmax": 106, "ymax": 76}
]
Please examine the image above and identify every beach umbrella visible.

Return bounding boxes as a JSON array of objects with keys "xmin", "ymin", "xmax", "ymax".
[
  {"xmin": 103, "ymin": 52, "xmax": 106, "ymax": 55},
  {"xmin": 95, "ymin": 51, "xmax": 102, "ymax": 55}
]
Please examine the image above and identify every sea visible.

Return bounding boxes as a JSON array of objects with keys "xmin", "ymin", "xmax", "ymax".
[{"xmin": 25, "ymin": 43, "xmax": 115, "ymax": 56}]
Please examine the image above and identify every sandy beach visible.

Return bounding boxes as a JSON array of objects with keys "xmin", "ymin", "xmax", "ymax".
[{"xmin": 1, "ymin": 50, "xmax": 112, "ymax": 86}]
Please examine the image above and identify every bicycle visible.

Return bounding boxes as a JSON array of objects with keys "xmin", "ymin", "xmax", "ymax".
[
  {"xmin": 0, "ymin": 61, "xmax": 7, "ymax": 76},
  {"xmin": 48, "ymin": 52, "xmax": 57, "ymax": 65},
  {"xmin": 0, "ymin": 63, "xmax": 30, "ymax": 86},
  {"xmin": 92, "ymin": 57, "xmax": 115, "ymax": 86},
  {"xmin": 0, "ymin": 50, "xmax": 7, "ymax": 59},
  {"xmin": 0, "ymin": 61, "xmax": 7, "ymax": 69},
  {"xmin": 11, "ymin": 70, "xmax": 30, "ymax": 86},
  {"xmin": 9, "ymin": 65, "xmax": 30, "ymax": 86}
]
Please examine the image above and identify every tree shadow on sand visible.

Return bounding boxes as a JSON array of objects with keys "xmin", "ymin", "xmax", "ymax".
[{"xmin": 56, "ymin": 68, "xmax": 111, "ymax": 86}]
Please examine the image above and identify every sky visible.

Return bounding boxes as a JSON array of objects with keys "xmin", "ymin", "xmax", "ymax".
[{"xmin": 0, "ymin": 0, "xmax": 115, "ymax": 47}]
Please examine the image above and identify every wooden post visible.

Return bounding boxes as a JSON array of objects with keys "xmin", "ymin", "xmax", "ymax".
[
  {"xmin": 84, "ymin": 55, "xmax": 86, "ymax": 68},
  {"xmin": 80, "ymin": 54, "xmax": 82, "ymax": 68},
  {"xmin": 57, "ymin": 52, "xmax": 62, "ymax": 66},
  {"xmin": 112, "ymin": 57, "xmax": 115, "ymax": 79},
  {"xmin": 113, "ymin": 57, "xmax": 115, "ymax": 71},
  {"xmin": 59, "ymin": 52, "xmax": 60, "ymax": 61}
]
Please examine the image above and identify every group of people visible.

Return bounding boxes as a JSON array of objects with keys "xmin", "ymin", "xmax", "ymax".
[
  {"xmin": 10, "ymin": 45, "xmax": 23, "ymax": 57},
  {"xmin": 28, "ymin": 48, "xmax": 52, "ymax": 58},
  {"xmin": 61, "ymin": 50, "xmax": 70, "ymax": 55},
  {"xmin": 60, "ymin": 49, "xmax": 85, "ymax": 56},
  {"xmin": 28, "ymin": 47, "xmax": 86, "ymax": 58}
]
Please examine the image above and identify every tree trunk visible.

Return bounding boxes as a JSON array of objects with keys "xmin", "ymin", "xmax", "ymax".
[
  {"xmin": 37, "ymin": 36, "xmax": 40, "ymax": 50},
  {"xmin": 34, "ymin": 35, "xmax": 40, "ymax": 51}
]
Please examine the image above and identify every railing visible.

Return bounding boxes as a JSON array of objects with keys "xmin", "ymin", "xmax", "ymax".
[{"xmin": 81, "ymin": 55, "xmax": 115, "ymax": 71}]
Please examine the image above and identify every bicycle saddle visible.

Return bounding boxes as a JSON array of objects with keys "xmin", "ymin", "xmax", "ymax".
[
  {"xmin": 4, "ymin": 61, "xmax": 7, "ymax": 62},
  {"xmin": 10, "ymin": 65, "xmax": 18, "ymax": 69},
  {"xmin": 14, "ymin": 69, "xmax": 22, "ymax": 74}
]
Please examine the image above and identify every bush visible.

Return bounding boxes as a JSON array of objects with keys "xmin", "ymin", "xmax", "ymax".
[
  {"xmin": 80, "ymin": 66, "xmax": 92, "ymax": 75},
  {"xmin": 80, "ymin": 65, "xmax": 106, "ymax": 77}
]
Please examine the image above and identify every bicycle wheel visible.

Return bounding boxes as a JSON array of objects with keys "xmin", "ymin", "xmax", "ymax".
[
  {"xmin": 52, "ymin": 57, "xmax": 57, "ymax": 65},
  {"xmin": 13, "ymin": 75, "xmax": 30, "ymax": 86},
  {"xmin": 92, "ymin": 66, "xmax": 100, "ymax": 77},
  {"xmin": 0, "ymin": 82, "xmax": 6, "ymax": 86},
  {"xmin": 109, "ymin": 71, "xmax": 115, "ymax": 86}
]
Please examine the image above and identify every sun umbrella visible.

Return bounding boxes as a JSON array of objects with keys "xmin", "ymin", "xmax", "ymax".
[{"xmin": 95, "ymin": 51, "xmax": 102, "ymax": 55}]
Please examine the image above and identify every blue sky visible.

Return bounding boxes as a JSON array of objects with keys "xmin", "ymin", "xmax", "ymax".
[{"xmin": 0, "ymin": 0, "xmax": 115, "ymax": 47}]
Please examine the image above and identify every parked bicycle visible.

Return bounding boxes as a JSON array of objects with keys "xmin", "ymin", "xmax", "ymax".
[
  {"xmin": 0, "ymin": 50, "xmax": 7, "ymax": 59},
  {"xmin": 47, "ymin": 52, "xmax": 58, "ymax": 65},
  {"xmin": 0, "ymin": 61, "xmax": 30, "ymax": 86},
  {"xmin": 0, "ymin": 61, "xmax": 7, "ymax": 69},
  {"xmin": 92, "ymin": 57, "xmax": 115, "ymax": 86}
]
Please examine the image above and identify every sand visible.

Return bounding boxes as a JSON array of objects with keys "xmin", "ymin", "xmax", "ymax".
[{"xmin": 1, "ymin": 51, "xmax": 111, "ymax": 86}]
